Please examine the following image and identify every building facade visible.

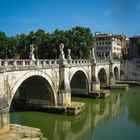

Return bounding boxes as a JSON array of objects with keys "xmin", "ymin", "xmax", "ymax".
[
  {"xmin": 128, "ymin": 36, "xmax": 140, "ymax": 60},
  {"xmin": 94, "ymin": 32, "xmax": 125, "ymax": 59}
]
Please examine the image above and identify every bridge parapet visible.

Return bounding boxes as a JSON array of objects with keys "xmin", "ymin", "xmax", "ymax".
[
  {"xmin": 0, "ymin": 59, "xmax": 59, "ymax": 72},
  {"xmin": 96, "ymin": 59, "xmax": 120, "ymax": 64},
  {"xmin": 96, "ymin": 59, "xmax": 110, "ymax": 64},
  {"xmin": 67, "ymin": 59, "xmax": 91, "ymax": 66}
]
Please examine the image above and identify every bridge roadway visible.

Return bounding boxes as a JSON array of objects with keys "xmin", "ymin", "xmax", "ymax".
[{"xmin": 0, "ymin": 57, "xmax": 120, "ymax": 132}]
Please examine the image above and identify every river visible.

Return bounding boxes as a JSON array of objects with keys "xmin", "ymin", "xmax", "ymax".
[{"xmin": 10, "ymin": 87, "xmax": 140, "ymax": 140}]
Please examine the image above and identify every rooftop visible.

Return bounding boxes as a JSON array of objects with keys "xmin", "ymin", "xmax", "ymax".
[
  {"xmin": 95, "ymin": 32, "xmax": 126, "ymax": 39},
  {"xmin": 129, "ymin": 36, "xmax": 140, "ymax": 39}
]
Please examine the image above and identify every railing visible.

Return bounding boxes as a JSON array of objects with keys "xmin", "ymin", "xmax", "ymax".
[
  {"xmin": 0, "ymin": 59, "xmax": 59, "ymax": 72},
  {"xmin": 0, "ymin": 58, "xmax": 121, "ymax": 72},
  {"xmin": 96, "ymin": 58, "xmax": 120, "ymax": 64},
  {"xmin": 67, "ymin": 59, "xmax": 91, "ymax": 65}
]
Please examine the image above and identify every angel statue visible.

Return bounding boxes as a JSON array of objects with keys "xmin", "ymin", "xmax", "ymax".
[
  {"xmin": 29, "ymin": 44, "xmax": 35, "ymax": 60},
  {"xmin": 59, "ymin": 43, "xmax": 64, "ymax": 54}
]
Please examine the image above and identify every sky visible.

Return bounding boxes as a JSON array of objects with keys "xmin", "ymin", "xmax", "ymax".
[{"xmin": 0, "ymin": 0, "xmax": 140, "ymax": 37}]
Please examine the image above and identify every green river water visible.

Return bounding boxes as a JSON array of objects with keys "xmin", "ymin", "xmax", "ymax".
[{"xmin": 10, "ymin": 87, "xmax": 140, "ymax": 140}]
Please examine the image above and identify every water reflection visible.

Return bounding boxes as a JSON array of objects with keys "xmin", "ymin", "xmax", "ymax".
[{"xmin": 10, "ymin": 87, "xmax": 140, "ymax": 140}]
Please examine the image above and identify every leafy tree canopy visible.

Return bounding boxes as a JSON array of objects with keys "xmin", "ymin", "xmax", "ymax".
[{"xmin": 0, "ymin": 26, "xmax": 93, "ymax": 59}]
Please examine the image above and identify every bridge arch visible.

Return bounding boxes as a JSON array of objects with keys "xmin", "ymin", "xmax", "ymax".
[
  {"xmin": 97, "ymin": 68, "xmax": 108, "ymax": 86},
  {"xmin": 10, "ymin": 71, "xmax": 57, "ymax": 107},
  {"xmin": 114, "ymin": 66, "xmax": 119, "ymax": 81},
  {"xmin": 70, "ymin": 69, "xmax": 90, "ymax": 94}
]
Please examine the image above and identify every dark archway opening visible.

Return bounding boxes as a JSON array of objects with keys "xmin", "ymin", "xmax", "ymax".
[
  {"xmin": 98, "ymin": 68, "xmax": 107, "ymax": 87},
  {"xmin": 70, "ymin": 71, "xmax": 88, "ymax": 96},
  {"xmin": 10, "ymin": 76, "xmax": 55, "ymax": 112},
  {"xmin": 114, "ymin": 67, "xmax": 119, "ymax": 81}
]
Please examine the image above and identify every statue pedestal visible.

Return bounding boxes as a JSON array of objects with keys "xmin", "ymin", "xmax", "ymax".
[{"xmin": 59, "ymin": 54, "xmax": 65, "ymax": 60}]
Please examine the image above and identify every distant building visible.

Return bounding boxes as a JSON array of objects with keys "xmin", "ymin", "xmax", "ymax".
[
  {"xmin": 94, "ymin": 32, "xmax": 126, "ymax": 59},
  {"xmin": 128, "ymin": 36, "xmax": 140, "ymax": 60},
  {"xmin": 114, "ymin": 34, "xmax": 128, "ymax": 58}
]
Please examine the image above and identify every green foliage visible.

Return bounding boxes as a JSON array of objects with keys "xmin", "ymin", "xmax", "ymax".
[
  {"xmin": 0, "ymin": 32, "xmax": 7, "ymax": 58},
  {"xmin": 0, "ymin": 26, "xmax": 93, "ymax": 59}
]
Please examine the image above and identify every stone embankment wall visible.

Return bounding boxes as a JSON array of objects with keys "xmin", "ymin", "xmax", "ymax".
[
  {"xmin": 120, "ymin": 61, "xmax": 140, "ymax": 81},
  {"xmin": 0, "ymin": 124, "xmax": 47, "ymax": 140}
]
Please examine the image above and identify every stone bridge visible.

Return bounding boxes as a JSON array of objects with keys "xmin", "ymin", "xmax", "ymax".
[{"xmin": 0, "ymin": 50, "xmax": 120, "ymax": 132}]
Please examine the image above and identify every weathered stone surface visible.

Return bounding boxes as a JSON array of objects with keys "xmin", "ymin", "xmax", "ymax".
[
  {"xmin": 0, "ymin": 124, "xmax": 47, "ymax": 140},
  {"xmin": 0, "ymin": 59, "xmax": 120, "ymax": 129}
]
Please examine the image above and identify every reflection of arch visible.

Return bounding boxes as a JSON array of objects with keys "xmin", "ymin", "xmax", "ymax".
[
  {"xmin": 70, "ymin": 70, "xmax": 89, "ymax": 94},
  {"xmin": 10, "ymin": 71, "xmax": 56, "ymax": 106},
  {"xmin": 71, "ymin": 114, "xmax": 87, "ymax": 134},
  {"xmin": 98, "ymin": 68, "xmax": 107, "ymax": 86},
  {"xmin": 114, "ymin": 66, "xmax": 119, "ymax": 81}
]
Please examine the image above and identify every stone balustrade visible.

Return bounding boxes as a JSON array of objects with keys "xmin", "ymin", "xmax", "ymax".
[
  {"xmin": 0, "ymin": 59, "xmax": 59, "ymax": 72},
  {"xmin": 96, "ymin": 59, "xmax": 110, "ymax": 64},
  {"xmin": 0, "ymin": 59, "xmax": 92, "ymax": 72},
  {"xmin": 67, "ymin": 59, "xmax": 91, "ymax": 65},
  {"xmin": 0, "ymin": 58, "xmax": 120, "ymax": 72}
]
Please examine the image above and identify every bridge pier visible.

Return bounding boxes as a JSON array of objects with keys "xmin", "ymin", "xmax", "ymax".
[
  {"xmin": 90, "ymin": 81, "xmax": 100, "ymax": 91},
  {"xmin": 58, "ymin": 46, "xmax": 71, "ymax": 106},
  {"xmin": 90, "ymin": 59, "xmax": 100, "ymax": 91},
  {"xmin": 0, "ymin": 94, "xmax": 9, "ymax": 133},
  {"xmin": 58, "ymin": 90, "xmax": 71, "ymax": 106},
  {"xmin": 109, "ymin": 61, "xmax": 115, "ymax": 85}
]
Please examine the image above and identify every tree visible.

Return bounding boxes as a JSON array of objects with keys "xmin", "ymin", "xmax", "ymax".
[
  {"xmin": 51, "ymin": 29, "xmax": 69, "ymax": 59},
  {"xmin": 34, "ymin": 29, "xmax": 52, "ymax": 59},
  {"xmin": 0, "ymin": 32, "xmax": 7, "ymax": 59},
  {"xmin": 16, "ymin": 34, "xmax": 28, "ymax": 59},
  {"xmin": 67, "ymin": 26, "xmax": 93, "ymax": 59},
  {"xmin": 0, "ymin": 26, "xmax": 94, "ymax": 59},
  {"xmin": 6, "ymin": 37, "xmax": 18, "ymax": 59}
]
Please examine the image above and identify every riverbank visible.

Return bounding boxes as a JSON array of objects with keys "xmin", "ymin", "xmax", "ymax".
[{"xmin": 0, "ymin": 124, "xmax": 47, "ymax": 140}]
